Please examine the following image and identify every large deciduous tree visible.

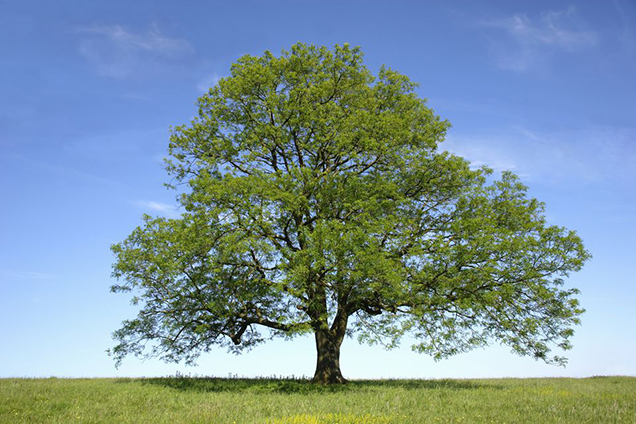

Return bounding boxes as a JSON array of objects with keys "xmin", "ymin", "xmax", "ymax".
[{"xmin": 110, "ymin": 43, "xmax": 589, "ymax": 384}]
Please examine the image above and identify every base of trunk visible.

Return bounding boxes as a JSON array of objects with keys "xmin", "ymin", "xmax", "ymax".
[
  {"xmin": 312, "ymin": 368, "xmax": 348, "ymax": 385},
  {"xmin": 312, "ymin": 331, "xmax": 347, "ymax": 384},
  {"xmin": 312, "ymin": 320, "xmax": 348, "ymax": 384}
]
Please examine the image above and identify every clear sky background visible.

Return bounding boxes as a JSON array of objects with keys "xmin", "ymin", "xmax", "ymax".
[{"xmin": 1, "ymin": 0, "xmax": 635, "ymax": 379}]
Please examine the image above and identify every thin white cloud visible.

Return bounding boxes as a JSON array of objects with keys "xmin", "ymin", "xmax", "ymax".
[
  {"xmin": 77, "ymin": 23, "xmax": 194, "ymax": 78},
  {"xmin": 614, "ymin": 0, "xmax": 636, "ymax": 58},
  {"xmin": 9, "ymin": 152, "xmax": 126, "ymax": 187},
  {"xmin": 80, "ymin": 23, "xmax": 192, "ymax": 56},
  {"xmin": 197, "ymin": 73, "xmax": 224, "ymax": 93},
  {"xmin": 0, "ymin": 269, "xmax": 57, "ymax": 281},
  {"xmin": 133, "ymin": 200, "xmax": 180, "ymax": 218},
  {"xmin": 482, "ymin": 7, "xmax": 598, "ymax": 72},
  {"xmin": 502, "ymin": 10, "xmax": 597, "ymax": 48},
  {"xmin": 63, "ymin": 128, "xmax": 166, "ymax": 161},
  {"xmin": 444, "ymin": 126, "xmax": 636, "ymax": 185}
]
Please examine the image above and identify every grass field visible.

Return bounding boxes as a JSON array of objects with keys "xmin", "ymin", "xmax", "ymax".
[{"xmin": 1, "ymin": 376, "xmax": 634, "ymax": 423}]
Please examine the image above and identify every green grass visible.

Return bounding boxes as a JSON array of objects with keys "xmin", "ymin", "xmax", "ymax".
[{"xmin": 1, "ymin": 376, "xmax": 634, "ymax": 423}]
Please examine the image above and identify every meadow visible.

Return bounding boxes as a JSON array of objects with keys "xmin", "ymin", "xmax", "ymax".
[{"xmin": 0, "ymin": 376, "xmax": 634, "ymax": 423}]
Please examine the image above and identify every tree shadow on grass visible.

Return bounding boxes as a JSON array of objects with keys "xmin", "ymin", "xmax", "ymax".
[{"xmin": 120, "ymin": 376, "xmax": 497, "ymax": 394}]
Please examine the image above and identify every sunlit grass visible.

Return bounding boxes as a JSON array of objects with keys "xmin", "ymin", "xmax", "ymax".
[{"xmin": 1, "ymin": 376, "xmax": 634, "ymax": 423}]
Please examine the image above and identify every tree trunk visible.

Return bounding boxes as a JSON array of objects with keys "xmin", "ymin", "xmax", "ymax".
[{"xmin": 312, "ymin": 329, "xmax": 347, "ymax": 384}]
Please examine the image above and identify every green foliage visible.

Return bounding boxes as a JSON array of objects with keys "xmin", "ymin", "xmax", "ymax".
[
  {"xmin": 110, "ymin": 43, "xmax": 589, "ymax": 370},
  {"xmin": 2, "ymin": 377, "xmax": 635, "ymax": 423}
]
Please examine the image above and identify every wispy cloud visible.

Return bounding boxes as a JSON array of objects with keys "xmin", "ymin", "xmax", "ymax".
[
  {"xmin": 614, "ymin": 0, "xmax": 636, "ymax": 59},
  {"xmin": 133, "ymin": 200, "xmax": 180, "ymax": 218},
  {"xmin": 63, "ymin": 128, "xmax": 166, "ymax": 162},
  {"xmin": 444, "ymin": 126, "xmax": 636, "ymax": 185},
  {"xmin": 0, "ymin": 269, "xmax": 57, "ymax": 281},
  {"xmin": 482, "ymin": 7, "xmax": 598, "ymax": 72},
  {"xmin": 77, "ymin": 23, "xmax": 194, "ymax": 78},
  {"xmin": 197, "ymin": 73, "xmax": 224, "ymax": 93},
  {"xmin": 9, "ymin": 152, "xmax": 126, "ymax": 187}
]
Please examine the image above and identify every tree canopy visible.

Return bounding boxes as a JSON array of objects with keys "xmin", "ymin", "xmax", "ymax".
[{"xmin": 110, "ymin": 43, "xmax": 589, "ymax": 384}]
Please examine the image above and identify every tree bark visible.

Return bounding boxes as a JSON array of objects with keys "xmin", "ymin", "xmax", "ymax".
[{"xmin": 312, "ymin": 329, "xmax": 347, "ymax": 384}]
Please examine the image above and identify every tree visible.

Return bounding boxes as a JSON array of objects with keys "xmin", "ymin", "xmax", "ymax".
[{"xmin": 109, "ymin": 43, "xmax": 589, "ymax": 384}]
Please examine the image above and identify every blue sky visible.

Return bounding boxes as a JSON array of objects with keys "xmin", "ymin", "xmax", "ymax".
[{"xmin": 1, "ymin": 0, "xmax": 635, "ymax": 379}]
